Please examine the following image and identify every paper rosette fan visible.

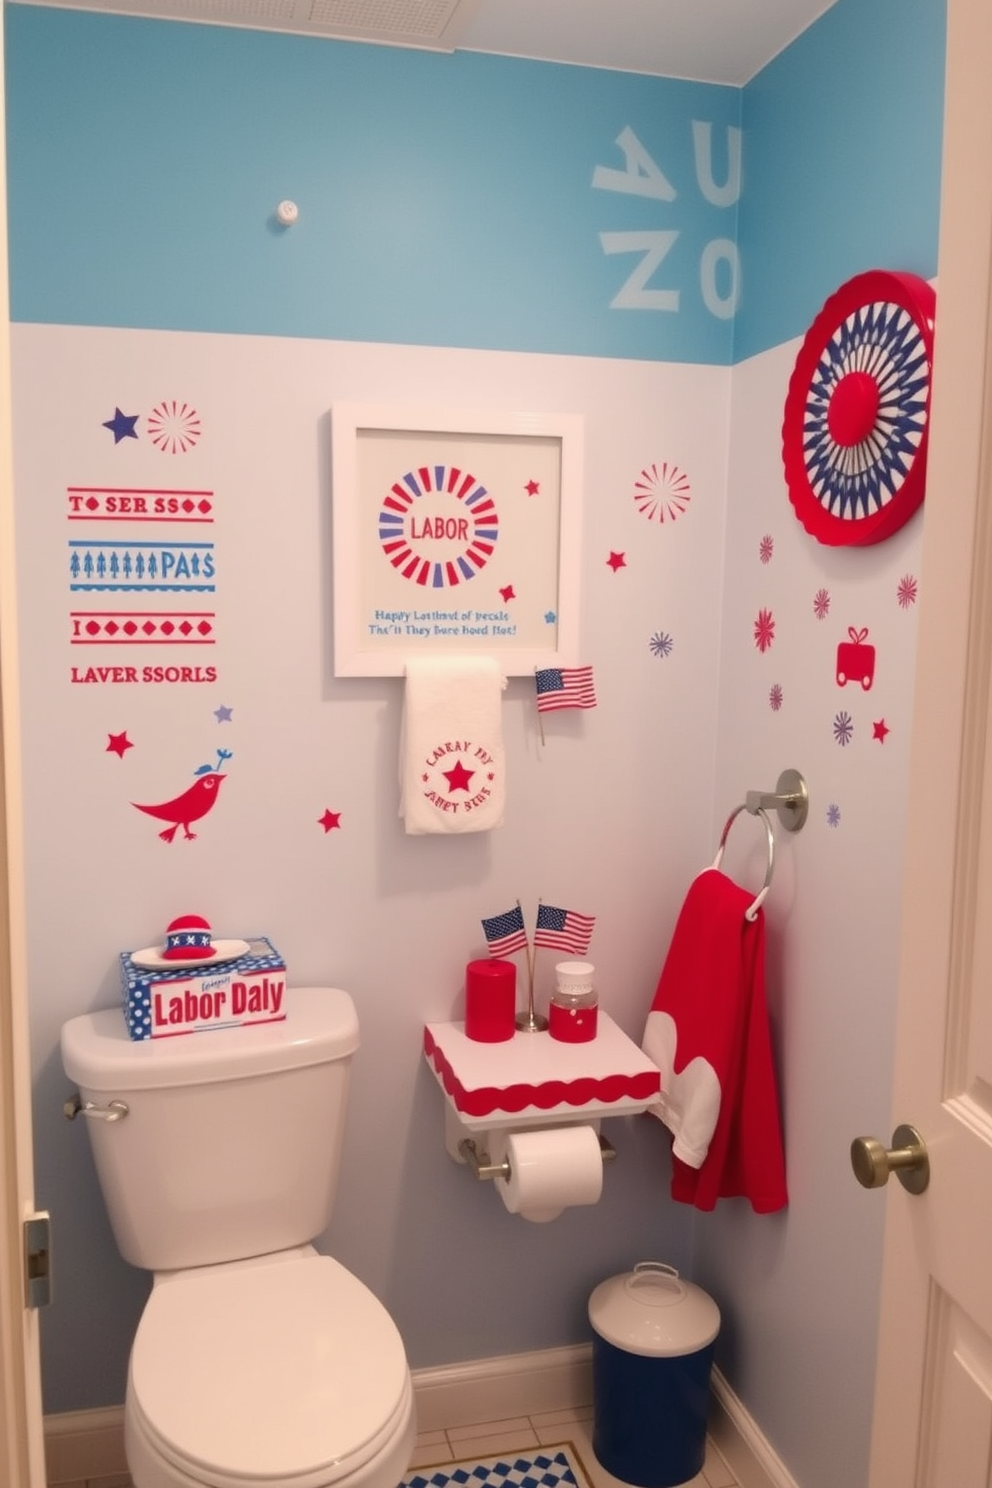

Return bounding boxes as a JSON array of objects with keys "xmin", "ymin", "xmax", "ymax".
[{"xmin": 782, "ymin": 269, "xmax": 936, "ymax": 546}]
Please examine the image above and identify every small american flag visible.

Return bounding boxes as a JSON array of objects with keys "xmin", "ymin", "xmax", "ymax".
[
  {"xmin": 534, "ymin": 903, "xmax": 595, "ymax": 956},
  {"xmin": 481, "ymin": 905, "xmax": 528, "ymax": 957},
  {"xmin": 535, "ymin": 665, "xmax": 597, "ymax": 713}
]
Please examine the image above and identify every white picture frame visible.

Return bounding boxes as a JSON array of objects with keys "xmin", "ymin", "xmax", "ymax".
[{"xmin": 331, "ymin": 403, "xmax": 583, "ymax": 677}]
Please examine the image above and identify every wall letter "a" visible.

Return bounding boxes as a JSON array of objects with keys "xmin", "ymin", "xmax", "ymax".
[{"xmin": 592, "ymin": 126, "xmax": 677, "ymax": 201}]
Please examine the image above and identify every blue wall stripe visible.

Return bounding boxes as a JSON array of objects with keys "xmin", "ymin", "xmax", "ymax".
[{"xmin": 4, "ymin": 0, "xmax": 944, "ymax": 364}]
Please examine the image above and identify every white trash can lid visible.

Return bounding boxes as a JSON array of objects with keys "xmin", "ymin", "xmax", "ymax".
[{"xmin": 589, "ymin": 1262, "xmax": 720, "ymax": 1358}]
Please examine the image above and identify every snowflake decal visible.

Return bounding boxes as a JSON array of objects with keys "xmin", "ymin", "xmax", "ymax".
[
  {"xmin": 649, "ymin": 631, "xmax": 673, "ymax": 658},
  {"xmin": 753, "ymin": 608, "xmax": 776, "ymax": 653},
  {"xmin": 813, "ymin": 588, "xmax": 831, "ymax": 620},
  {"xmin": 769, "ymin": 683, "xmax": 783, "ymax": 711},
  {"xmin": 833, "ymin": 711, "xmax": 854, "ymax": 746},
  {"xmin": 827, "ymin": 803, "xmax": 841, "ymax": 827},
  {"xmin": 897, "ymin": 574, "xmax": 918, "ymax": 609},
  {"xmin": 759, "ymin": 534, "xmax": 774, "ymax": 564}
]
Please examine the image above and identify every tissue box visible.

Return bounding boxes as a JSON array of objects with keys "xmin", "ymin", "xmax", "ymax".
[{"xmin": 120, "ymin": 937, "xmax": 287, "ymax": 1040}]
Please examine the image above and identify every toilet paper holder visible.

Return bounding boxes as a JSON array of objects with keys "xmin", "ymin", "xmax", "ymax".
[{"xmin": 458, "ymin": 1132, "xmax": 616, "ymax": 1181}]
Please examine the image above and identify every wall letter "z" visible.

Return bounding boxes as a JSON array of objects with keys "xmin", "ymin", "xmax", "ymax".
[{"xmin": 599, "ymin": 231, "xmax": 680, "ymax": 311}]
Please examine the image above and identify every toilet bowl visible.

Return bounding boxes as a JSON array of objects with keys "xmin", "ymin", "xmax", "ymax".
[
  {"xmin": 61, "ymin": 986, "xmax": 415, "ymax": 1488},
  {"xmin": 123, "ymin": 1249, "xmax": 415, "ymax": 1488}
]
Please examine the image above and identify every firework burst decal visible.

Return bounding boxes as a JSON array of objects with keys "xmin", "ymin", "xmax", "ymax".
[
  {"xmin": 632, "ymin": 462, "xmax": 691, "ymax": 523},
  {"xmin": 833, "ymin": 711, "xmax": 854, "ymax": 746},
  {"xmin": 897, "ymin": 574, "xmax": 919, "ymax": 608},
  {"xmin": 147, "ymin": 401, "xmax": 202, "ymax": 454},
  {"xmin": 753, "ymin": 608, "xmax": 775, "ymax": 653}
]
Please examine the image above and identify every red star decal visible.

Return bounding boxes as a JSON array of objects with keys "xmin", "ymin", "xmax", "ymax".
[
  {"xmin": 318, "ymin": 809, "xmax": 342, "ymax": 831},
  {"xmin": 524, "ymin": 479, "xmax": 540, "ymax": 496},
  {"xmin": 607, "ymin": 551, "xmax": 627, "ymax": 572},
  {"xmin": 499, "ymin": 585, "xmax": 516, "ymax": 602},
  {"xmin": 442, "ymin": 759, "xmax": 475, "ymax": 793},
  {"xmin": 872, "ymin": 719, "xmax": 890, "ymax": 743},
  {"xmin": 106, "ymin": 731, "xmax": 133, "ymax": 758}
]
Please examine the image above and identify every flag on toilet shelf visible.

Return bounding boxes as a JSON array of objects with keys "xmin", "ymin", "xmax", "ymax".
[
  {"xmin": 534, "ymin": 903, "xmax": 595, "ymax": 957},
  {"xmin": 534, "ymin": 665, "xmax": 597, "ymax": 713},
  {"xmin": 481, "ymin": 904, "xmax": 528, "ymax": 958}
]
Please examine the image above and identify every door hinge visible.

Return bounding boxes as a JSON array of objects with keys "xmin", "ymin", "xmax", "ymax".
[{"xmin": 23, "ymin": 1212, "xmax": 51, "ymax": 1309}]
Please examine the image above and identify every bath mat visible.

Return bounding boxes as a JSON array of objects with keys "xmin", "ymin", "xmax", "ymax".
[{"xmin": 402, "ymin": 1441, "xmax": 592, "ymax": 1488}]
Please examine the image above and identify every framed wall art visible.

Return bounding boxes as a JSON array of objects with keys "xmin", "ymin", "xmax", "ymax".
[{"xmin": 331, "ymin": 404, "xmax": 584, "ymax": 677}]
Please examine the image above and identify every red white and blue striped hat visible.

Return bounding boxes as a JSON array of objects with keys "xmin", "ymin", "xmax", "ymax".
[{"xmin": 161, "ymin": 914, "xmax": 217, "ymax": 961}]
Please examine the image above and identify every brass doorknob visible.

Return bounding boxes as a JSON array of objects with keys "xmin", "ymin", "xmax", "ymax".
[{"xmin": 850, "ymin": 1124, "xmax": 929, "ymax": 1195}]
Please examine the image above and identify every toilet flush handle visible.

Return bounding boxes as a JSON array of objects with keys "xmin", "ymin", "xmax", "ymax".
[{"xmin": 63, "ymin": 1093, "xmax": 129, "ymax": 1123}]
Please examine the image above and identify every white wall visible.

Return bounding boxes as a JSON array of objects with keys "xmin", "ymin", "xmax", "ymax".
[
  {"xmin": 702, "ymin": 336, "xmax": 923, "ymax": 1487},
  {"xmin": 14, "ymin": 323, "xmax": 728, "ymax": 1408}
]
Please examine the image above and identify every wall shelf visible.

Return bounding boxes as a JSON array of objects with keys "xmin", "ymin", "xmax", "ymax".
[{"xmin": 424, "ymin": 1015, "xmax": 661, "ymax": 1151}]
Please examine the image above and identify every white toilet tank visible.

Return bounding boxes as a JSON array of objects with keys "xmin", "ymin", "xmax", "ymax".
[{"xmin": 61, "ymin": 985, "xmax": 360, "ymax": 1271}]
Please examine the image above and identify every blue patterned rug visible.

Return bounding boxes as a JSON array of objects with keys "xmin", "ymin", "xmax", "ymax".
[{"xmin": 402, "ymin": 1443, "xmax": 591, "ymax": 1488}]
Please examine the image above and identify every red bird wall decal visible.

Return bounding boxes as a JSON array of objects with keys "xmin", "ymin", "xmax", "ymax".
[{"xmin": 133, "ymin": 749, "xmax": 231, "ymax": 843}]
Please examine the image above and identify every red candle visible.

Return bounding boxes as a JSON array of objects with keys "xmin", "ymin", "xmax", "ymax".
[{"xmin": 464, "ymin": 959, "xmax": 516, "ymax": 1042}]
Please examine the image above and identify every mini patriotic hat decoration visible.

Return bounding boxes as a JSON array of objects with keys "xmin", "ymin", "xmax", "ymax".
[{"xmin": 161, "ymin": 914, "xmax": 217, "ymax": 960}]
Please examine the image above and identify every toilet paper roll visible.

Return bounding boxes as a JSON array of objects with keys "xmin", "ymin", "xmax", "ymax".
[{"xmin": 497, "ymin": 1125, "xmax": 604, "ymax": 1223}]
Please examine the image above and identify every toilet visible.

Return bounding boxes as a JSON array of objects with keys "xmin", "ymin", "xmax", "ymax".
[{"xmin": 61, "ymin": 985, "xmax": 416, "ymax": 1488}]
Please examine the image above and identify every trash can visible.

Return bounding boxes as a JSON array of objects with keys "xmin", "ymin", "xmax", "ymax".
[{"xmin": 589, "ymin": 1261, "xmax": 720, "ymax": 1488}]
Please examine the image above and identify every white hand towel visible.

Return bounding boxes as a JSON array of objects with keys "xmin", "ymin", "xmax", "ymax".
[{"xmin": 400, "ymin": 656, "xmax": 507, "ymax": 834}]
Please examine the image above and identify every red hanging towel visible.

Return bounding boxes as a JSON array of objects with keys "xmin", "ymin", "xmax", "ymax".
[{"xmin": 642, "ymin": 868, "xmax": 787, "ymax": 1213}]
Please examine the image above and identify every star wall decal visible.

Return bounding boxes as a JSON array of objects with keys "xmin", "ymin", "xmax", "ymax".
[
  {"xmin": 499, "ymin": 585, "xmax": 516, "ymax": 602},
  {"xmin": 214, "ymin": 704, "xmax": 233, "ymax": 722},
  {"xmin": 106, "ymin": 731, "xmax": 133, "ymax": 758},
  {"xmin": 607, "ymin": 551, "xmax": 627, "ymax": 572},
  {"xmin": 102, "ymin": 408, "xmax": 139, "ymax": 443},
  {"xmin": 872, "ymin": 719, "xmax": 890, "ymax": 743},
  {"xmin": 318, "ymin": 809, "xmax": 342, "ymax": 832},
  {"xmin": 524, "ymin": 479, "xmax": 540, "ymax": 496}
]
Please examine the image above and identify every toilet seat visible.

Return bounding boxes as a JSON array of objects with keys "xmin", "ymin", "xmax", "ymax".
[{"xmin": 128, "ymin": 1252, "xmax": 413, "ymax": 1488}]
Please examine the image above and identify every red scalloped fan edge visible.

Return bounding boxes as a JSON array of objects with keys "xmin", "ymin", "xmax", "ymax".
[{"xmin": 782, "ymin": 269, "xmax": 936, "ymax": 547}]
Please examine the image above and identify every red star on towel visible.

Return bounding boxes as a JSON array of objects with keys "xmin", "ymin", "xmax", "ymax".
[{"xmin": 443, "ymin": 760, "xmax": 475, "ymax": 793}]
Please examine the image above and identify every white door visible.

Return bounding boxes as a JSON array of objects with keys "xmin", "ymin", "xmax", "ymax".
[
  {"xmin": 0, "ymin": 12, "xmax": 46, "ymax": 1486},
  {"xmin": 867, "ymin": 1, "xmax": 992, "ymax": 1483}
]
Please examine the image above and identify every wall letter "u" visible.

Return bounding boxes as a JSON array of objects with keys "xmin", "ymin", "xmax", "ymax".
[{"xmin": 692, "ymin": 121, "xmax": 742, "ymax": 208}]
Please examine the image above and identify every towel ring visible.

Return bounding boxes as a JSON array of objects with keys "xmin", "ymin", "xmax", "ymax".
[{"xmin": 712, "ymin": 804, "xmax": 775, "ymax": 921}]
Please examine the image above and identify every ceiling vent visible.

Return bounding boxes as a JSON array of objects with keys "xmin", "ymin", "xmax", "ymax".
[{"xmin": 12, "ymin": 0, "xmax": 482, "ymax": 49}]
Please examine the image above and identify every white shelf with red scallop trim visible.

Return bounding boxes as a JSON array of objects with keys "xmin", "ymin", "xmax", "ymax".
[{"xmin": 424, "ymin": 1015, "xmax": 662, "ymax": 1158}]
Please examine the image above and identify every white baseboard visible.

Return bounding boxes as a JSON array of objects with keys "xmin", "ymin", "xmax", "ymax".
[
  {"xmin": 709, "ymin": 1367, "xmax": 801, "ymax": 1488},
  {"xmin": 43, "ymin": 1349, "xmax": 797, "ymax": 1488}
]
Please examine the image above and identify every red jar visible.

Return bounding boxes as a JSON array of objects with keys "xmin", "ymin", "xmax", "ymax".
[{"xmin": 549, "ymin": 987, "xmax": 598, "ymax": 1043}]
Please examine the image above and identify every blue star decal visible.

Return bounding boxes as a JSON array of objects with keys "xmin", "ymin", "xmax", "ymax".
[{"xmin": 103, "ymin": 407, "xmax": 139, "ymax": 443}]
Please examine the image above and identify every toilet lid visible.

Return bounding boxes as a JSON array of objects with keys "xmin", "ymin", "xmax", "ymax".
[{"xmin": 130, "ymin": 1254, "xmax": 410, "ymax": 1488}]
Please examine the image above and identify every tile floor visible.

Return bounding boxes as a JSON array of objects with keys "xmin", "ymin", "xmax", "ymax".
[
  {"xmin": 407, "ymin": 1404, "xmax": 739, "ymax": 1488},
  {"xmin": 71, "ymin": 1405, "xmax": 740, "ymax": 1488}
]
